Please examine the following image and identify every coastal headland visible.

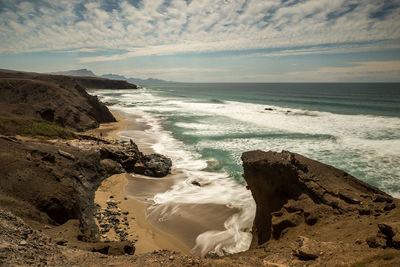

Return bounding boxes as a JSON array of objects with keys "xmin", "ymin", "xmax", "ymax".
[{"xmin": 0, "ymin": 69, "xmax": 399, "ymax": 266}]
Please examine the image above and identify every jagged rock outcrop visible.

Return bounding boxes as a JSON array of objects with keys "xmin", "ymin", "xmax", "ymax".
[
  {"xmin": 0, "ymin": 137, "xmax": 126, "ymax": 240},
  {"xmin": 99, "ymin": 143, "xmax": 141, "ymax": 173},
  {"xmin": 0, "ymin": 69, "xmax": 137, "ymax": 131},
  {"xmin": 133, "ymin": 153, "xmax": 172, "ymax": 177},
  {"xmin": 0, "ymin": 136, "xmax": 172, "ymax": 243},
  {"xmin": 242, "ymin": 150, "xmax": 399, "ymax": 248}
]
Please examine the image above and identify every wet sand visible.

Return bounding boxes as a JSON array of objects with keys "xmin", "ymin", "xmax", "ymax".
[
  {"xmin": 93, "ymin": 109, "xmax": 240, "ymax": 256},
  {"xmin": 95, "ymin": 173, "xmax": 191, "ymax": 254},
  {"xmin": 92, "ymin": 111, "xmax": 190, "ymax": 254}
]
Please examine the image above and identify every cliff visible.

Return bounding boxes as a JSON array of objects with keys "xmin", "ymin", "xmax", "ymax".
[
  {"xmin": 240, "ymin": 150, "xmax": 400, "ymax": 265},
  {"xmin": 0, "ymin": 69, "xmax": 136, "ymax": 131}
]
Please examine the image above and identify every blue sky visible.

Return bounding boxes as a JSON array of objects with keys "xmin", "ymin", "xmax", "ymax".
[{"xmin": 1, "ymin": 0, "xmax": 400, "ymax": 82}]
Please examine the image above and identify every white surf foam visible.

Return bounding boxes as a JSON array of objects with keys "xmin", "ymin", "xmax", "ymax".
[
  {"xmin": 135, "ymin": 112, "xmax": 256, "ymax": 256},
  {"xmin": 93, "ymin": 89, "xmax": 256, "ymax": 255},
  {"xmin": 153, "ymin": 98, "xmax": 400, "ymax": 197},
  {"xmin": 91, "ymin": 88, "xmax": 400, "ymax": 250}
]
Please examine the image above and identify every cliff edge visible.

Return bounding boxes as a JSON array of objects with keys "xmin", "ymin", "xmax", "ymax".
[
  {"xmin": 0, "ymin": 69, "xmax": 136, "ymax": 131},
  {"xmin": 240, "ymin": 150, "xmax": 400, "ymax": 265}
]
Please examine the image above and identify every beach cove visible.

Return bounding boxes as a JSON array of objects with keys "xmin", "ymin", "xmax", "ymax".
[
  {"xmin": 90, "ymin": 110, "xmax": 255, "ymax": 256},
  {"xmin": 87, "ymin": 81, "xmax": 400, "ymax": 258},
  {"xmin": 1, "ymin": 69, "xmax": 399, "ymax": 266}
]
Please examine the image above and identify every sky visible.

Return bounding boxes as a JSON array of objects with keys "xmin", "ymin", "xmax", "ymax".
[{"xmin": 1, "ymin": 0, "xmax": 400, "ymax": 82}]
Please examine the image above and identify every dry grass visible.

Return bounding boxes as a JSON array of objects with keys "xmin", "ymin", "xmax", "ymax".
[{"xmin": 0, "ymin": 116, "xmax": 75, "ymax": 139}]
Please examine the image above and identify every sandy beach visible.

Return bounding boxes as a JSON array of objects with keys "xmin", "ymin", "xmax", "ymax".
[
  {"xmin": 90, "ymin": 110, "xmax": 243, "ymax": 256},
  {"xmin": 92, "ymin": 111, "xmax": 191, "ymax": 254}
]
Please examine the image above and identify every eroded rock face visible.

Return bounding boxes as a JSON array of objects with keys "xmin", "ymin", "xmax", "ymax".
[
  {"xmin": 99, "ymin": 143, "xmax": 141, "ymax": 173},
  {"xmin": 241, "ymin": 150, "xmax": 396, "ymax": 247},
  {"xmin": 0, "ymin": 137, "xmax": 130, "ymax": 240},
  {"xmin": 0, "ymin": 70, "xmax": 118, "ymax": 131},
  {"xmin": 0, "ymin": 136, "xmax": 173, "ymax": 242},
  {"xmin": 133, "ymin": 153, "xmax": 172, "ymax": 177}
]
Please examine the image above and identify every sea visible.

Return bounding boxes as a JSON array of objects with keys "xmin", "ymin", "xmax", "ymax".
[{"xmin": 92, "ymin": 82, "xmax": 400, "ymax": 255}]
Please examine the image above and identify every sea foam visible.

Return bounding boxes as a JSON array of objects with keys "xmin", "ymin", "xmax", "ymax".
[{"xmin": 91, "ymin": 87, "xmax": 400, "ymax": 256}]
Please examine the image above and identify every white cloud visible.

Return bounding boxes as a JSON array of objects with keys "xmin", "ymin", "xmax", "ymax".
[
  {"xmin": 0, "ymin": 0, "xmax": 399, "ymax": 61},
  {"xmin": 239, "ymin": 61, "xmax": 400, "ymax": 82},
  {"xmin": 117, "ymin": 66, "xmax": 226, "ymax": 80},
  {"xmin": 254, "ymin": 42, "xmax": 400, "ymax": 57}
]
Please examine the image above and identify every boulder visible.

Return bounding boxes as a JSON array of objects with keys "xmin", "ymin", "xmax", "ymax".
[
  {"xmin": 133, "ymin": 153, "xmax": 172, "ymax": 177},
  {"xmin": 99, "ymin": 144, "xmax": 140, "ymax": 172},
  {"xmin": 293, "ymin": 236, "xmax": 320, "ymax": 260},
  {"xmin": 293, "ymin": 236, "xmax": 338, "ymax": 261},
  {"xmin": 376, "ymin": 222, "xmax": 400, "ymax": 249}
]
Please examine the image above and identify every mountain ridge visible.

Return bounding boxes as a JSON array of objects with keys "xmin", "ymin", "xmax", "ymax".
[{"xmin": 51, "ymin": 69, "xmax": 170, "ymax": 84}]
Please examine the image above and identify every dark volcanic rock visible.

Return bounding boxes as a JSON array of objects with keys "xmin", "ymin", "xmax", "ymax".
[
  {"xmin": 0, "ymin": 69, "xmax": 122, "ymax": 131},
  {"xmin": 133, "ymin": 153, "xmax": 172, "ymax": 177},
  {"xmin": 0, "ymin": 134, "xmax": 170, "ymax": 243},
  {"xmin": 0, "ymin": 138, "xmax": 142, "ymax": 241},
  {"xmin": 99, "ymin": 143, "xmax": 141, "ymax": 173},
  {"xmin": 241, "ymin": 150, "xmax": 395, "ymax": 246},
  {"xmin": 368, "ymin": 222, "xmax": 400, "ymax": 249}
]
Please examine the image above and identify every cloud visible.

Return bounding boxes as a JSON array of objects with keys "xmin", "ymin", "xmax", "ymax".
[
  {"xmin": 118, "ymin": 66, "xmax": 227, "ymax": 80},
  {"xmin": 239, "ymin": 61, "xmax": 400, "ymax": 82},
  {"xmin": 0, "ymin": 0, "xmax": 399, "ymax": 62},
  {"xmin": 318, "ymin": 61, "xmax": 400, "ymax": 76},
  {"xmin": 254, "ymin": 42, "xmax": 400, "ymax": 57}
]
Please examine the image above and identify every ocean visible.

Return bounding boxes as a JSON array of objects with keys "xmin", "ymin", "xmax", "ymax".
[{"xmin": 92, "ymin": 82, "xmax": 400, "ymax": 255}]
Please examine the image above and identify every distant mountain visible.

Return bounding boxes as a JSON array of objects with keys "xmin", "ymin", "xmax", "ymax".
[
  {"xmin": 51, "ymin": 69, "xmax": 97, "ymax": 77},
  {"xmin": 128, "ymin": 77, "xmax": 169, "ymax": 84},
  {"xmin": 100, "ymin": 74, "xmax": 169, "ymax": 84},
  {"xmin": 101, "ymin": 73, "xmax": 127, "ymax": 80},
  {"xmin": 49, "ymin": 69, "xmax": 170, "ymax": 84}
]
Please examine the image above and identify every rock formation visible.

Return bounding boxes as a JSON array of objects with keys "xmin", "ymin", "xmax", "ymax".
[
  {"xmin": 133, "ymin": 153, "xmax": 172, "ymax": 177},
  {"xmin": 0, "ymin": 136, "xmax": 172, "ymax": 242},
  {"xmin": 0, "ymin": 69, "xmax": 137, "ymax": 131},
  {"xmin": 240, "ymin": 150, "xmax": 400, "ymax": 265}
]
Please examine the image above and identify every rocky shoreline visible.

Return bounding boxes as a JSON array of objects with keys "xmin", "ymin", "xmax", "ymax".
[
  {"xmin": 237, "ymin": 150, "xmax": 400, "ymax": 265},
  {"xmin": 1, "ymin": 69, "xmax": 399, "ymax": 266}
]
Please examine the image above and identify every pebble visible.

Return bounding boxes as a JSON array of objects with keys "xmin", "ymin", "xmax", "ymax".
[
  {"xmin": 19, "ymin": 240, "xmax": 28, "ymax": 246},
  {"xmin": 95, "ymin": 196, "xmax": 133, "ymax": 243}
]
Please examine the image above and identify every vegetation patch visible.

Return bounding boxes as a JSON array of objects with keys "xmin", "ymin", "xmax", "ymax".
[{"xmin": 0, "ymin": 116, "xmax": 75, "ymax": 139}]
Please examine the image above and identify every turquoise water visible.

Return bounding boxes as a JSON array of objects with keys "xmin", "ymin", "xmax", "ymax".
[{"xmin": 94, "ymin": 82, "xmax": 400, "ymax": 197}]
